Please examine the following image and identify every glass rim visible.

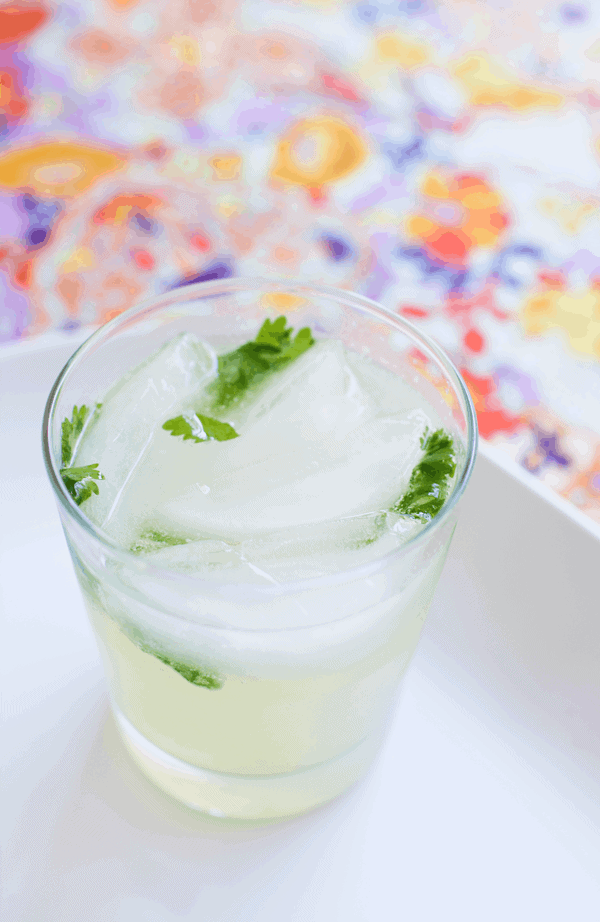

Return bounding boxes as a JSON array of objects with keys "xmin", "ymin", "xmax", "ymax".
[{"xmin": 42, "ymin": 276, "xmax": 478, "ymax": 598}]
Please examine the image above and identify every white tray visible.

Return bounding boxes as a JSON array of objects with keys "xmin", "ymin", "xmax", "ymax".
[{"xmin": 2, "ymin": 334, "xmax": 600, "ymax": 922}]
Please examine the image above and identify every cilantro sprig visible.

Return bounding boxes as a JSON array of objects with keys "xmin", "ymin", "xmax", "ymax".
[
  {"xmin": 59, "ymin": 405, "xmax": 105, "ymax": 506},
  {"xmin": 151, "ymin": 651, "xmax": 222, "ymax": 689},
  {"xmin": 208, "ymin": 316, "xmax": 315, "ymax": 409},
  {"xmin": 61, "ymin": 404, "xmax": 88, "ymax": 467},
  {"xmin": 61, "ymin": 463, "xmax": 104, "ymax": 505},
  {"xmin": 162, "ymin": 317, "xmax": 313, "ymax": 444},
  {"xmin": 391, "ymin": 428, "xmax": 456, "ymax": 523},
  {"xmin": 130, "ymin": 528, "xmax": 190, "ymax": 554},
  {"xmin": 125, "ymin": 624, "xmax": 223, "ymax": 689},
  {"xmin": 162, "ymin": 412, "xmax": 238, "ymax": 444}
]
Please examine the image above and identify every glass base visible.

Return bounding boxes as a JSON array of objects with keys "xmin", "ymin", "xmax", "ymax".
[{"xmin": 114, "ymin": 708, "xmax": 382, "ymax": 820}]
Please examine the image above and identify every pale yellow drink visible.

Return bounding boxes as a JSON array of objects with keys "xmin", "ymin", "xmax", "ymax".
[
  {"xmin": 46, "ymin": 291, "xmax": 472, "ymax": 821},
  {"xmin": 45, "ymin": 280, "xmax": 475, "ymax": 819}
]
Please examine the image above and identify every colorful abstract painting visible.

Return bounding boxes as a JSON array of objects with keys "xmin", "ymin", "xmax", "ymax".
[{"xmin": 1, "ymin": 0, "xmax": 600, "ymax": 522}]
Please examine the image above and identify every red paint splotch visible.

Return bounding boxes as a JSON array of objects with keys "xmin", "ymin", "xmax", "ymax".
[
  {"xmin": 0, "ymin": 4, "xmax": 48, "ymax": 45},
  {"xmin": 460, "ymin": 367, "xmax": 522, "ymax": 438}
]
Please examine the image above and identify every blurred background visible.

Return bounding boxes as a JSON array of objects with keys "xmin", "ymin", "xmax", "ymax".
[{"xmin": 1, "ymin": 0, "xmax": 600, "ymax": 522}]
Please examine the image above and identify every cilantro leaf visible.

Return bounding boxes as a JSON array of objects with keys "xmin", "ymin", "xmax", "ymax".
[
  {"xmin": 209, "ymin": 316, "xmax": 315, "ymax": 409},
  {"xmin": 61, "ymin": 405, "xmax": 90, "ymax": 467},
  {"xmin": 277, "ymin": 326, "xmax": 315, "ymax": 364},
  {"xmin": 124, "ymin": 624, "xmax": 223, "ymax": 689},
  {"xmin": 351, "ymin": 513, "xmax": 388, "ymax": 548},
  {"xmin": 391, "ymin": 428, "xmax": 456, "ymax": 523},
  {"xmin": 60, "ymin": 463, "xmax": 105, "ymax": 506},
  {"xmin": 162, "ymin": 414, "xmax": 200, "ymax": 442},
  {"xmin": 151, "ymin": 652, "xmax": 223, "ymax": 689},
  {"xmin": 196, "ymin": 413, "xmax": 239, "ymax": 441},
  {"xmin": 162, "ymin": 413, "xmax": 239, "ymax": 443},
  {"xmin": 60, "ymin": 405, "xmax": 104, "ymax": 505},
  {"xmin": 130, "ymin": 529, "xmax": 190, "ymax": 554},
  {"xmin": 254, "ymin": 315, "xmax": 292, "ymax": 349}
]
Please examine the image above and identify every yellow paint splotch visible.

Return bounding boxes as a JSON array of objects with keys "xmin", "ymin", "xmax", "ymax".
[
  {"xmin": 261, "ymin": 292, "xmax": 306, "ymax": 313},
  {"xmin": 210, "ymin": 155, "xmax": 242, "ymax": 181},
  {"xmin": 271, "ymin": 117, "xmax": 367, "ymax": 187},
  {"xmin": 521, "ymin": 286, "xmax": 600, "ymax": 358},
  {"xmin": 421, "ymin": 173, "xmax": 450, "ymax": 200},
  {"xmin": 406, "ymin": 172, "xmax": 508, "ymax": 260},
  {"xmin": 0, "ymin": 142, "xmax": 125, "ymax": 197},
  {"xmin": 454, "ymin": 55, "xmax": 563, "ymax": 111},
  {"xmin": 538, "ymin": 196, "xmax": 597, "ymax": 235},
  {"xmin": 168, "ymin": 35, "xmax": 201, "ymax": 66},
  {"xmin": 60, "ymin": 247, "xmax": 96, "ymax": 274},
  {"xmin": 376, "ymin": 33, "xmax": 430, "ymax": 71}
]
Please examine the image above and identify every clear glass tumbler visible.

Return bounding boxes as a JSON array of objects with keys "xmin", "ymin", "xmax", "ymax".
[{"xmin": 43, "ymin": 278, "xmax": 477, "ymax": 820}]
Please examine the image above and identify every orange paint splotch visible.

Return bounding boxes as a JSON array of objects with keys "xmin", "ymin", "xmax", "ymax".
[
  {"xmin": 261, "ymin": 291, "xmax": 306, "ymax": 313},
  {"xmin": 399, "ymin": 305, "xmax": 428, "ymax": 319},
  {"xmin": 71, "ymin": 30, "xmax": 129, "ymax": 64},
  {"xmin": 263, "ymin": 41, "xmax": 287, "ymax": 59},
  {"xmin": 131, "ymin": 249, "xmax": 154, "ymax": 270},
  {"xmin": 321, "ymin": 73, "xmax": 361, "ymax": 104},
  {"xmin": 421, "ymin": 173, "xmax": 450, "ymax": 199},
  {"xmin": 56, "ymin": 274, "xmax": 84, "ymax": 315},
  {"xmin": 427, "ymin": 228, "xmax": 470, "ymax": 263},
  {"xmin": 0, "ymin": 142, "xmax": 126, "ymax": 197},
  {"xmin": 477, "ymin": 408, "xmax": 523, "ymax": 439},
  {"xmin": 190, "ymin": 233, "xmax": 211, "ymax": 252},
  {"xmin": 538, "ymin": 269, "xmax": 567, "ymax": 290},
  {"xmin": 271, "ymin": 117, "xmax": 367, "ymax": 189},
  {"xmin": 407, "ymin": 171, "xmax": 509, "ymax": 262},
  {"xmin": 93, "ymin": 194, "xmax": 160, "ymax": 225},
  {"xmin": 0, "ymin": 4, "xmax": 48, "ymax": 45},
  {"xmin": 96, "ymin": 273, "xmax": 141, "ymax": 324},
  {"xmin": 107, "ymin": 0, "xmax": 140, "ymax": 9},
  {"xmin": 464, "ymin": 328, "xmax": 485, "ymax": 353},
  {"xmin": 460, "ymin": 367, "xmax": 521, "ymax": 438},
  {"xmin": 446, "ymin": 283, "xmax": 498, "ymax": 318},
  {"xmin": 307, "ymin": 184, "xmax": 327, "ymax": 206},
  {"xmin": 0, "ymin": 70, "xmax": 28, "ymax": 123},
  {"xmin": 209, "ymin": 155, "xmax": 241, "ymax": 181},
  {"xmin": 13, "ymin": 258, "xmax": 32, "ymax": 288},
  {"xmin": 160, "ymin": 69, "xmax": 203, "ymax": 120},
  {"xmin": 273, "ymin": 246, "xmax": 296, "ymax": 263}
]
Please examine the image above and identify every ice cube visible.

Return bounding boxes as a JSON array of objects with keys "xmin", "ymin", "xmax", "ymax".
[
  {"xmin": 236, "ymin": 339, "xmax": 376, "ymax": 440},
  {"xmin": 76, "ymin": 333, "xmax": 216, "ymax": 529},
  {"xmin": 140, "ymin": 538, "xmax": 275, "ymax": 585},
  {"xmin": 346, "ymin": 349, "xmax": 420, "ymax": 417},
  {"xmin": 135, "ymin": 512, "xmax": 422, "ymax": 583},
  {"xmin": 238, "ymin": 514, "xmax": 400, "ymax": 579},
  {"xmin": 135, "ymin": 341, "xmax": 430, "ymax": 540}
]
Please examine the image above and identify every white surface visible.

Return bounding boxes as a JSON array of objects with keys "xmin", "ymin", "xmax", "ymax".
[{"xmin": 2, "ymin": 335, "xmax": 600, "ymax": 922}]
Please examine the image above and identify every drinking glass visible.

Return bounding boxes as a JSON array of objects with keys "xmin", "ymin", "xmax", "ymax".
[{"xmin": 43, "ymin": 278, "xmax": 477, "ymax": 820}]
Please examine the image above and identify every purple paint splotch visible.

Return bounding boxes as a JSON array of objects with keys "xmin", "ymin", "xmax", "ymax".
[{"xmin": 0, "ymin": 271, "xmax": 31, "ymax": 342}]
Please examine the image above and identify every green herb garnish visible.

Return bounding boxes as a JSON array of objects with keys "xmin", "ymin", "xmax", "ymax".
[
  {"xmin": 123, "ymin": 623, "xmax": 223, "ymax": 689},
  {"xmin": 391, "ymin": 428, "xmax": 456, "ymax": 523},
  {"xmin": 351, "ymin": 513, "xmax": 389, "ymax": 548},
  {"xmin": 60, "ymin": 463, "xmax": 105, "ymax": 505},
  {"xmin": 61, "ymin": 404, "xmax": 90, "ymax": 467},
  {"xmin": 59, "ymin": 405, "xmax": 104, "ymax": 505},
  {"xmin": 130, "ymin": 528, "xmax": 190, "ymax": 554},
  {"xmin": 208, "ymin": 316, "xmax": 315, "ymax": 409},
  {"xmin": 162, "ymin": 412, "xmax": 239, "ymax": 444},
  {"xmin": 151, "ymin": 652, "xmax": 223, "ymax": 689},
  {"xmin": 162, "ymin": 317, "xmax": 314, "ymax": 439}
]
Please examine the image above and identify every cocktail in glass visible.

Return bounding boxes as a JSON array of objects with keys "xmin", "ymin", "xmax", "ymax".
[{"xmin": 43, "ymin": 278, "xmax": 477, "ymax": 820}]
